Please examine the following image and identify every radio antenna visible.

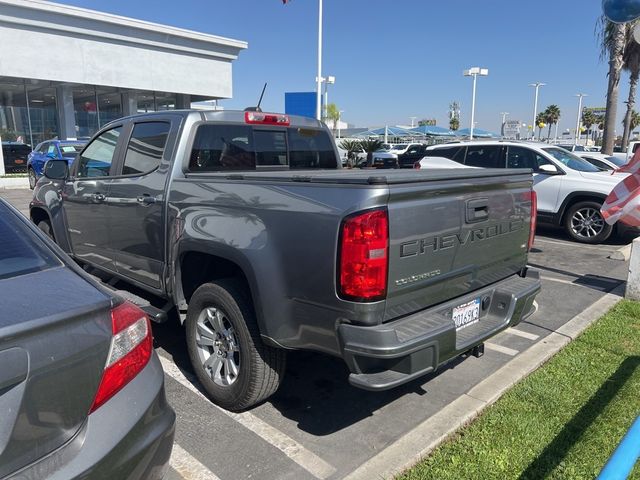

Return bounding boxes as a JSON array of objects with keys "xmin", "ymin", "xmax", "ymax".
[{"xmin": 244, "ymin": 83, "xmax": 268, "ymax": 112}]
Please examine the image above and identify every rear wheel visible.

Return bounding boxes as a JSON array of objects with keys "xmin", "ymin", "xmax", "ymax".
[
  {"xmin": 185, "ymin": 279, "xmax": 286, "ymax": 411},
  {"xmin": 564, "ymin": 201, "xmax": 612, "ymax": 244},
  {"xmin": 28, "ymin": 168, "xmax": 36, "ymax": 190},
  {"xmin": 36, "ymin": 219, "xmax": 54, "ymax": 241}
]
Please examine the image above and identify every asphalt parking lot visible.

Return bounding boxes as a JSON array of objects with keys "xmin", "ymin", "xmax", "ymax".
[{"xmin": 0, "ymin": 187, "xmax": 631, "ymax": 480}]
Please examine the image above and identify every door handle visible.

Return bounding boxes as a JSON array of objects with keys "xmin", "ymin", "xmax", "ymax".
[
  {"xmin": 466, "ymin": 198, "xmax": 489, "ymax": 223},
  {"xmin": 91, "ymin": 193, "xmax": 106, "ymax": 203},
  {"xmin": 136, "ymin": 194, "xmax": 157, "ymax": 205}
]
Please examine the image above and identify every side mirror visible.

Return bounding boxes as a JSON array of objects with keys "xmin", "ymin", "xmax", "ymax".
[
  {"xmin": 44, "ymin": 159, "xmax": 69, "ymax": 180},
  {"xmin": 538, "ymin": 164, "xmax": 561, "ymax": 175}
]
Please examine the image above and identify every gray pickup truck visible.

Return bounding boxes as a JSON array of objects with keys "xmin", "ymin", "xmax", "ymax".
[{"xmin": 31, "ymin": 110, "xmax": 540, "ymax": 411}]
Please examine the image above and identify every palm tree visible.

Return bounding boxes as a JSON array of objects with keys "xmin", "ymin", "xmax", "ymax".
[
  {"xmin": 543, "ymin": 105, "xmax": 561, "ymax": 140},
  {"xmin": 358, "ymin": 139, "xmax": 384, "ymax": 165},
  {"xmin": 339, "ymin": 139, "xmax": 360, "ymax": 167},
  {"xmin": 325, "ymin": 103, "xmax": 341, "ymax": 135},
  {"xmin": 622, "ymin": 21, "xmax": 640, "ymax": 149},
  {"xmin": 536, "ymin": 112, "xmax": 546, "ymax": 140},
  {"xmin": 598, "ymin": 17, "xmax": 628, "ymax": 154},
  {"xmin": 582, "ymin": 109, "xmax": 597, "ymax": 142},
  {"xmin": 628, "ymin": 109, "xmax": 640, "ymax": 132},
  {"xmin": 449, "ymin": 117, "xmax": 460, "ymax": 131}
]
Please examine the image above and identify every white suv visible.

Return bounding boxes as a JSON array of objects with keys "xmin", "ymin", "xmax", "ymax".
[{"xmin": 420, "ymin": 141, "xmax": 630, "ymax": 244}]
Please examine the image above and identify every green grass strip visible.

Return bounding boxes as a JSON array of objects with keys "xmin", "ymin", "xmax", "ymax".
[{"xmin": 399, "ymin": 300, "xmax": 640, "ymax": 480}]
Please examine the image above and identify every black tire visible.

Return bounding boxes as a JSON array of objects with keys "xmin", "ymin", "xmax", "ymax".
[
  {"xmin": 564, "ymin": 200, "xmax": 613, "ymax": 244},
  {"xmin": 28, "ymin": 168, "xmax": 36, "ymax": 190},
  {"xmin": 36, "ymin": 219, "xmax": 55, "ymax": 241},
  {"xmin": 185, "ymin": 279, "xmax": 286, "ymax": 411}
]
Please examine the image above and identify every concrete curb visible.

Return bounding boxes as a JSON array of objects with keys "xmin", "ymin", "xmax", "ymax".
[
  {"xmin": 0, "ymin": 177, "xmax": 29, "ymax": 189},
  {"xmin": 344, "ymin": 284, "xmax": 625, "ymax": 480},
  {"xmin": 609, "ymin": 244, "xmax": 631, "ymax": 261}
]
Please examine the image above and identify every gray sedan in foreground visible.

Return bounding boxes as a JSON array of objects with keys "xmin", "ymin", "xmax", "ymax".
[{"xmin": 0, "ymin": 198, "xmax": 174, "ymax": 479}]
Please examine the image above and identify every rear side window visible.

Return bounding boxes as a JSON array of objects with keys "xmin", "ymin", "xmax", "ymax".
[
  {"xmin": 427, "ymin": 146, "xmax": 465, "ymax": 163},
  {"xmin": 0, "ymin": 203, "xmax": 60, "ymax": 280},
  {"xmin": 122, "ymin": 122, "xmax": 170, "ymax": 175},
  {"xmin": 188, "ymin": 124, "xmax": 338, "ymax": 171},
  {"xmin": 464, "ymin": 146, "xmax": 504, "ymax": 168},
  {"xmin": 506, "ymin": 146, "xmax": 537, "ymax": 170}
]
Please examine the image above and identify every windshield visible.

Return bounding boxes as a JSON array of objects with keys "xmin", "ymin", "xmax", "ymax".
[
  {"xmin": 605, "ymin": 155, "xmax": 626, "ymax": 167},
  {"xmin": 543, "ymin": 148, "xmax": 601, "ymax": 172},
  {"xmin": 391, "ymin": 144, "xmax": 406, "ymax": 151},
  {"xmin": 59, "ymin": 144, "xmax": 84, "ymax": 155}
]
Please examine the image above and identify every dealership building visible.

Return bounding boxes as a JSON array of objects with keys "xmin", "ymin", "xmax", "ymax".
[{"xmin": 0, "ymin": 0, "xmax": 247, "ymax": 147}]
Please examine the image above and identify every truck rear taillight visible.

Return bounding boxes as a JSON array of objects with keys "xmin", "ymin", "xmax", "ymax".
[
  {"xmin": 89, "ymin": 302, "xmax": 152, "ymax": 413},
  {"xmin": 338, "ymin": 209, "xmax": 389, "ymax": 302},
  {"xmin": 528, "ymin": 190, "xmax": 537, "ymax": 251},
  {"xmin": 244, "ymin": 111, "xmax": 290, "ymax": 126},
  {"xmin": 413, "ymin": 161, "xmax": 421, "ymax": 170}
]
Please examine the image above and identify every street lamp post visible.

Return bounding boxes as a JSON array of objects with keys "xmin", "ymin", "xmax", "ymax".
[
  {"xmin": 338, "ymin": 110, "xmax": 344, "ymax": 139},
  {"xmin": 322, "ymin": 75, "xmax": 335, "ymax": 121},
  {"xmin": 316, "ymin": 0, "xmax": 323, "ymax": 121},
  {"xmin": 464, "ymin": 67, "xmax": 489, "ymax": 140},
  {"xmin": 575, "ymin": 93, "xmax": 588, "ymax": 146},
  {"xmin": 529, "ymin": 82, "xmax": 546, "ymax": 140}
]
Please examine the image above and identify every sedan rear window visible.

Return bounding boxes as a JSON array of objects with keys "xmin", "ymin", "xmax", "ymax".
[{"xmin": 0, "ymin": 203, "xmax": 60, "ymax": 280}]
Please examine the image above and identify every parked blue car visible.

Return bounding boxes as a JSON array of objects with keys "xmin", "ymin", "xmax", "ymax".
[{"xmin": 27, "ymin": 140, "xmax": 86, "ymax": 189}]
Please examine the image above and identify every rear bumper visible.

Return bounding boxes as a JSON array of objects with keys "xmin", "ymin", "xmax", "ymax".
[
  {"xmin": 11, "ymin": 353, "xmax": 176, "ymax": 480},
  {"xmin": 338, "ymin": 270, "xmax": 541, "ymax": 390}
]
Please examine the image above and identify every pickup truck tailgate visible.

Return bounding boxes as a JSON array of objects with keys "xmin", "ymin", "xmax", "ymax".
[{"xmin": 384, "ymin": 170, "xmax": 533, "ymax": 321}]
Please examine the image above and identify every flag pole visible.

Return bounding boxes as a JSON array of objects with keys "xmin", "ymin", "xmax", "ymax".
[{"xmin": 316, "ymin": 0, "xmax": 323, "ymax": 121}]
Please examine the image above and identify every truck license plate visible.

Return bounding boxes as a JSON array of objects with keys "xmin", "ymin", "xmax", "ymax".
[{"xmin": 453, "ymin": 298, "xmax": 481, "ymax": 331}]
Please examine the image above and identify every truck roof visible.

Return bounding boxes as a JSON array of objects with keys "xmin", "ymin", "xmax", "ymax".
[{"xmin": 110, "ymin": 109, "xmax": 325, "ymax": 129}]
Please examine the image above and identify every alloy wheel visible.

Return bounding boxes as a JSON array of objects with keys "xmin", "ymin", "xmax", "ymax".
[
  {"xmin": 570, "ymin": 207, "xmax": 605, "ymax": 240},
  {"xmin": 195, "ymin": 307, "xmax": 240, "ymax": 387}
]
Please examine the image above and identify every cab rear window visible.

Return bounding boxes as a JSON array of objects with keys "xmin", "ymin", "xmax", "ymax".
[
  {"xmin": 188, "ymin": 124, "xmax": 338, "ymax": 172},
  {"xmin": 0, "ymin": 203, "xmax": 60, "ymax": 280}
]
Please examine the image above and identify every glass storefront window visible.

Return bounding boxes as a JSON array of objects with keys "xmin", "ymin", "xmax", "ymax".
[
  {"xmin": 97, "ymin": 91, "xmax": 122, "ymax": 127},
  {"xmin": 156, "ymin": 92, "xmax": 176, "ymax": 111},
  {"xmin": 138, "ymin": 92, "xmax": 155, "ymax": 113},
  {"xmin": 73, "ymin": 86, "xmax": 99, "ymax": 139},
  {"xmin": 26, "ymin": 83, "xmax": 59, "ymax": 145},
  {"xmin": 0, "ymin": 80, "xmax": 30, "ymax": 145}
]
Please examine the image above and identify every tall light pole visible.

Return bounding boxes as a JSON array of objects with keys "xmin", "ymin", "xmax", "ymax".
[
  {"xmin": 575, "ymin": 93, "xmax": 588, "ymax": 146},
  {"xmin": 338, "ymin": 110, "xmax": 344, "ymax": 139},
  {"xmin": 410, "ymin": 116, "xmax": 417, "ymax": 128},
  {"xmin": 316, "ymin": 0, "xmax": 323, "ymax": 121},
  {"xmin": 529, "ymin": 82, "xmax": 546, "ymax": 140},
  {"xmin": 464, "ymin": 67, "xmax": 489, "ymax": 140},
  {"xmin": 321, "ymin": 75, "xmax": 335, "ymax": 121}
]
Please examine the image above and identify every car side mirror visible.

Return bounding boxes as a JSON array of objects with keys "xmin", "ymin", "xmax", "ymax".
[
  {"xmin": 538, "ymin": 164, "xmax": 560, "ymax": 175},
  {"xmin": 44, "ymin": 159, "xmax": 69, "ymax": 180}
]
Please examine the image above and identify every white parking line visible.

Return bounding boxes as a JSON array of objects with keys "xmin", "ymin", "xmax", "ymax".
[
  {"xmin": 484, "ymin": 342, "xmax": 519, "ymax": 357},
  {"xmin": 535, "ymin": 237, "xmax": 614, "ymax": 251},
  {"xmin": 505, "ymin": 327, "xmax": 540, "ymax": 341},
  {"xmin": 170, "ymin": 443, "xmax": 221, "ymax": 480},
  {"xmin": 159, "ymin": 356, "xmax": 336, "ymax": 480}
]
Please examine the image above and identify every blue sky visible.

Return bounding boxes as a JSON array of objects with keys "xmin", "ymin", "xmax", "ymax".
[{"xmin": 61, "ymin": 0, "xmax": 625, "ymax": 133}]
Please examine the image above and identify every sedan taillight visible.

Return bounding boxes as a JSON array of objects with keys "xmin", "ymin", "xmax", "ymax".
[{"xmin": 90, "ymin": 302, "xmax": 152, "ymax": 413}]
